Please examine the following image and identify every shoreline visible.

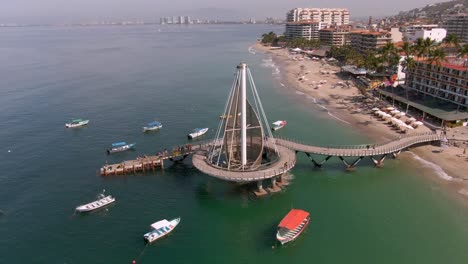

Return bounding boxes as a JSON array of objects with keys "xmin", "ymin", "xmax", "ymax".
[{"xmin": 252, "ymin": 42, "xmax": 468, "ymax": 204}]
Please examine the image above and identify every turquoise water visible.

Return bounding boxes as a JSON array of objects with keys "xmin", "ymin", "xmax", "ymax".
[{"xmin": 0, "ymin": 25, "xmax": 467, "ymax": 264}]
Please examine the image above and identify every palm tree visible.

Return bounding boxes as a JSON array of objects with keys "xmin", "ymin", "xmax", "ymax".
[
  {"xmin": 428, "ymin": 48, "xmax": 446, "ymax": 66},
  {"xmin": 399, "ymin": 41, "xmax": 416, "ymax": 113},
  {"xmin": 442, "ymin": 33, "xmax": 460, "ymax": 56},
  {"xmin": 457, "ymin": 43, "xmax": 468, "ymax": 58}
]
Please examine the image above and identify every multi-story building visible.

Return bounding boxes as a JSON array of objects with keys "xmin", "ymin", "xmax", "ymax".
[
  {"xmin": 285, "ymin": 21, "xmax": 322, "ymax": 40},
  {"xmin": 286, "ymin": 8, "xmax": 349, "ymax": 25},
  {"xmin": 443, "ymin": 14, "xmax": 468, "ymax": 43},
  {"xmin": 350, "ymin": 30, "xmax": 392, "ymax": 52},
  {"xmin": 401, "ymin": 24, "xmax": 439, "ymax": 35},
  {"xmin": 319, "ymin": 26, "xmax": 351, "ymax": 46},
  {"xmin": 406, "ymin": 58, "xmax": 467, "ymax": 109},
  {"xmin": 285, "ymin": 8, "xmax": 349, "ymax": 40},
  {"xmin": 404, "ymin": 28, "xmax": 447, "ymax": 43}
]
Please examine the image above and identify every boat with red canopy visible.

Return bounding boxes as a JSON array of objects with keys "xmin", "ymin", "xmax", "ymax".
[{"xmin": 276, "ymin": 209, "xmax": 310, "ymax": 245}]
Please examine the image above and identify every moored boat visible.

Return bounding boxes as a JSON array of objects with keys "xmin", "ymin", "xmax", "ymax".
[
  {"xmin": 75, "ymin": 191, "xmax": 115, "ymax": 213},
  {"xmin": 188, "ymin": 128, "xmax": 208, "ymax": 139},
  {"xmin": 143, "ymin": 121, "xmax": 162, "ymax": 132},
  {"xmin": 143, "ymin": 217, "xmax": 181, "ymax": 243},
  {"xmin": 272, "ymin": 120, "xmax": 287, "ymax": 131},
  {"xmin": 65, "ymin": 118, "xmax": 89, "ymax": 128},
  {"xmin": 107, "ymin": 142, "xmax": 136, "ymax": 154},
  {"xmin": 276, "ymin": 209, "xmax": 310, "ymax": 245}
]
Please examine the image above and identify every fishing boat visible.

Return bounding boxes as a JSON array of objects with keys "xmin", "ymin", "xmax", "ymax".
[
  {"xmin": 272, "ymin": 120, "xmax": 287, "ymax": 131},
  {"xmin": 143, "ymin": 121, "xmax": 162, "ymax": 132},
  {"xmin": 187, "ymin": 128, "xmax": 208, "ymax": 139},
  {"xmin": 107, "ymin": 142, "xmax": 136, "ymax": 154},
  {"xmin": 276, "ymin": 209, "xmax": 310, "ymax": 245},
  {"xmin": 65, "ymin": 118, "xmax": 89, "ymax": 128},
  {"xmin": 75, "ymin": 191, "xmax": 115, "ymax": 213},
  {"xmin": 143, "ymin": 217, "xmax": 181, "ymax": 243}
]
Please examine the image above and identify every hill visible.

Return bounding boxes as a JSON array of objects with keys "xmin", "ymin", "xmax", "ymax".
[{"xmin": 390, "ymin": 0, "xmax": 467, "ymax": 23}]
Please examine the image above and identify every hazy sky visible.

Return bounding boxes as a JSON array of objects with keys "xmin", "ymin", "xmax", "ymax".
[{"xmin": 1, "ymin": 0, "xmax": 445, "ymax": 24}]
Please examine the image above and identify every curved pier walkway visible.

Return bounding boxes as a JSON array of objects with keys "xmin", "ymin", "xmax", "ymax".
[
  {"xmin": 274, "ymin": 132, "xmax": 442, "ymax": 169},
  {"xmin": 192, "ymin": 142, "xmax": 296, "ymax": 183}
]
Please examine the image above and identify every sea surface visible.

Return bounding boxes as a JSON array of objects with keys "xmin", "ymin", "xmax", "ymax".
[{"xmin": 1, "ymin": 24, "xmax": 468, "ymax": 264}]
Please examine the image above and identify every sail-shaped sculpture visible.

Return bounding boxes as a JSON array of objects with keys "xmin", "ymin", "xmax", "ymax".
[{"xmin": 208, "ymin": 63, "xmax": 279, "ymax": 171}]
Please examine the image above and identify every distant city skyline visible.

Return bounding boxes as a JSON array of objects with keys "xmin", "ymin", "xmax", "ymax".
[{"xmin": 1, "ymin": 0, "xmax": 449, "ymax": 24}]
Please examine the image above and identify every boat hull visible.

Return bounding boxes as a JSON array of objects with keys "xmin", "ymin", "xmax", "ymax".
[
  {"xmin": 65, "ymin": 120, "xmax": 89, "ymax": 128},
  {"xmin": 276, "ymin": 217, "xmax": 310, "ymax": 245},
  {"xmin": 187, "ymin": 128, "xmax": 208, "ymax": 139},
  {"xmin": 143, "ymin": 125, "xmax": 162, "ymax": 132},
  {"xmin": 144, "ymin": 217, "xmax": 181, "ymax": 243},
  {"xmin": 75, "ymin": 195, "xmax": 115, "ymax": 213},
  {"xmin": 107, "ymin": 143, "xmax": 136, "ymax": 154}
]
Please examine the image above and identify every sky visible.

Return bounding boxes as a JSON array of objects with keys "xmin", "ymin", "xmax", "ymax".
[{"xmin": 0, "ymin": 0, "xmax": 447, "ymax": 24}]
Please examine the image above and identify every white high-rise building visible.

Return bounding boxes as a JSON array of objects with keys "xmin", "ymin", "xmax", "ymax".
[
  {"xmin": 285, "ymin": 8, "xmax": 350, "ymax": 40},
  {"xmin": 286, "ymin": 8, "xmax": 349, "ymax": 25}
]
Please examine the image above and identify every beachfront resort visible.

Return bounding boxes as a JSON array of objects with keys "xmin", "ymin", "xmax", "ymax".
[{"xmin": 258, "ymin": 4, "xmax": 468, "ymax": 181}]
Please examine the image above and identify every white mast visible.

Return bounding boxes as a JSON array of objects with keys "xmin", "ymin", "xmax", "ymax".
[{"xmin": 240, "ymin": 63, "xmax": 247, "ymax": 168}]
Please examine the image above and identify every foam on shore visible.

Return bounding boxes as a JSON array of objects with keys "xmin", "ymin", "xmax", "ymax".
[
  {"xmin": 261, "ymin": 58, "xmax": 280, "ymax": 77},
  {"xmin": 409, "ymin": 152, "xmax": 453, "ymax": 181}
]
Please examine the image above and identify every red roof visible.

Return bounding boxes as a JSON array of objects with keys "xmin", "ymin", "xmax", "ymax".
[{"xmin": 278, "ymin": 209, "xmax": 310, "ymax": 230}]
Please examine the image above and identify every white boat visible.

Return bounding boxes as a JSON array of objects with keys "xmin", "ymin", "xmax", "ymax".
[
  {"xmin": 276, "ymin": 209, "xmax": 310, "ymax": 245},
  {"xmin": 188, "ymin": 128, "xmax": 208, "ymax": 139},
  {"xmin": 65, "ymin": 118, "xmax": 89, "ymax": 128},
  {"xmin": 143, "ymin": 217, "xmax": 181, "ymax": 243},
  {"xmin": 272, "ymin": 120, "xmax": 287, "ymax": 131},
  {"xmin": 107, "ymin": 142, "xmax": 136, "ymax": 154},
  {"xmin": 143, "ymin": 121, "xmax": 162, "ymax": 132},
  {"xmin": 75, "ymin": 191, "xmax": 115, "ymax": 213}
]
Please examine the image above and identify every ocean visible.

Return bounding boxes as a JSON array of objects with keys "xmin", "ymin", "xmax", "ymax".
[{"xmin": 1, "ymin": 24, "xmax": 468, "ymax": 264}]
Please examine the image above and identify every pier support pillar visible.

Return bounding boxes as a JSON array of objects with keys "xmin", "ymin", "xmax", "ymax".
[
  {"xmin": 339, "ymin": 156, "xmax": 363, "ymax": 171},
  {"xmin": 253, "ymin": 180, "xmax": 268, "ymax": 197},
  {"xmin": 392, "ymin": 150, "xmax": 401, "ymax": 159},
  {"xmin": 370, "ymin": 154, "xmax": 387, "ymax": 168},
  {"xmin": 267, "ymin": 177, "xmax": 282, "ymax": 193},
  {"xmin": 305, "ymin": 153, "xmax": 332, "ymax": 168}
]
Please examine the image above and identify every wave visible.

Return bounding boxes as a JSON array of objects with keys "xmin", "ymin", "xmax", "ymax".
[
  {"xmin": 408, "ymin": 152, "xmax": 453, "ymax": 181},
  {"xmin": 260, "ymin": 58, "xmax": 281, "ymax": 77}
]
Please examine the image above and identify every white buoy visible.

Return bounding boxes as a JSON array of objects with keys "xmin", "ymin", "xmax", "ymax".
[{"xmin": 8, "ymin": 150, "xmax": 11, "ymax": 153}]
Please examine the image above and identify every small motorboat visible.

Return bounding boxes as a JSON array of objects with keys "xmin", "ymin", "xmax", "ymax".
[
  {"xmin": 272, "ymin": 120, "xmax": 287, "ymax": 131},
  {"xmin": 143, "ymin": 121, "xmax": 162, "ymax": 132},
  {"xmin": 75, "ymin": 191, "xmax": 115, "ymax": 213},
  {"xmin": 188, "ymin": 128, "xmax": 208, "ymax": 139},
  {"xmin": 143, "ymin": 217, "xmax": 181, "ymax": 243},
  {"xmin": 65, "ymin": 118, "xmax": 89, "ymax": 128},
  {"xmin": 276, "ymin": 209, "xmax": 310, "ymax": 245},
  {"xmin": 107, "ymin": 142, "xmax": 136, "ymax": 154}
]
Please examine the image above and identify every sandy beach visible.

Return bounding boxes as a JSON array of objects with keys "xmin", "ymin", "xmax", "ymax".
[{"xmin": 253, "ymin": 42, "xmax": 468, "ymax": 203}]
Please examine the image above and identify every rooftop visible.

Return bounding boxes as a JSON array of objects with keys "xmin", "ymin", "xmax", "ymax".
[
  {"xmin": 379, "ymin": 88, "xmax": 468, "ymax": 121},
  {"xmin": 415, "ymin": 57, "xmax": 468, "ymax": 71}
]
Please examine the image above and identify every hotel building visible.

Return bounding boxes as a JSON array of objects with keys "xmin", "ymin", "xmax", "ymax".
[
  {"xmin": 442, "ymin": 14, "xmax": 468, "ymax": 43},
  {"xmin": 319, "ymin": 26, "xmax": 351, "ymax": 46},
  {"xmin": 406, "ymin": 59, "xmax": 467, "ymax": 109},
  {"xmin": 285, "ymin": 8, "xmax": 349, "ymax": 40},
  {"xmin": 350, "ymin": 30, "xmax": 392, "ymax": 52}
]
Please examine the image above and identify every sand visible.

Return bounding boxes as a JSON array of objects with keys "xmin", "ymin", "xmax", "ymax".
[{"xmin": 253, "ymin": 43, "xmax": 468, "ymax": 203}]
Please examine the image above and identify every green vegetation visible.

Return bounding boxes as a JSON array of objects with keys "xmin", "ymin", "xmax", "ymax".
[{"xmin": 260, "ymin": 33, "xmax": 318, "ymax": 49}]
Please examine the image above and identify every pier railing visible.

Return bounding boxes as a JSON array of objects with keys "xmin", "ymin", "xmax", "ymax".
[{"xmin": 273, "ymin": 132, "xmax": 442, "ymax": 157}]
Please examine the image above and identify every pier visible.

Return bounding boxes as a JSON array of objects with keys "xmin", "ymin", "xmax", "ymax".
[
  {"xmin": 99, "ymin": 63, "xmax": 444, "ymax": 195},
  {"xmin": 100, "ymin": 142, "xmax": 210, "ymax": 176}
]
